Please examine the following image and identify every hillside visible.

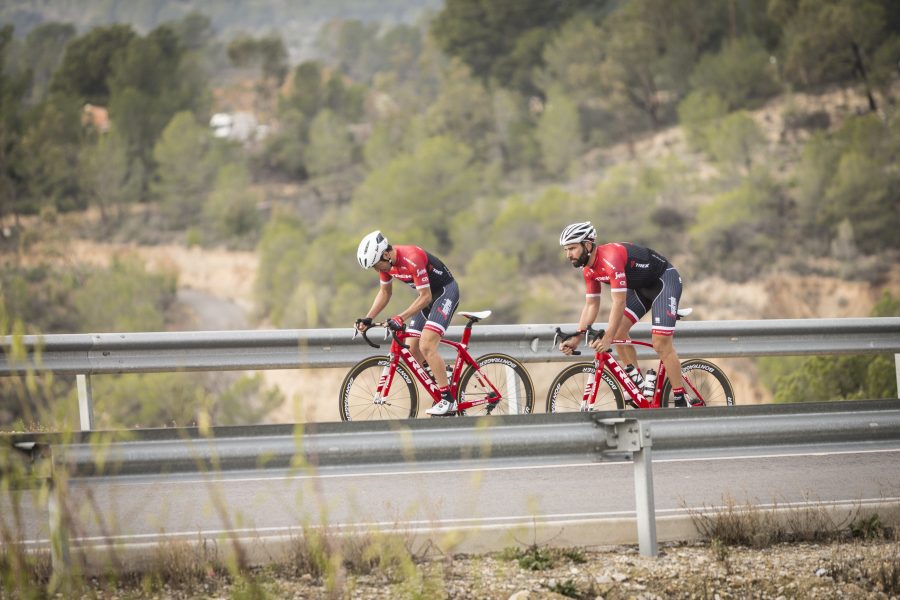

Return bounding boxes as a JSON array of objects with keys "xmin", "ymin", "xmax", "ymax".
[{"xmin": 51, "ymin": 81, "xmax": 899, "ymax": 423}]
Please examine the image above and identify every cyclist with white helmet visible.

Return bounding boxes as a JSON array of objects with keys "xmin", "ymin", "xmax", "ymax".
[
  {"xmin": 558, "ymin": 222, "xmax": 702, "ymax": 407},
  {"xmin": 356, "ymin": 230, "xmax": 461, "ymax": 416}
]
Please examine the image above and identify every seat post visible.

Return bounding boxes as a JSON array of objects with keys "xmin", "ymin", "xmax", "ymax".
[{"xmin": 459, "ymin": 318, "xmax": 476, "ymax": 346}]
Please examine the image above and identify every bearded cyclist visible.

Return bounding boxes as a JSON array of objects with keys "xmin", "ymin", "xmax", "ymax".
[
  {"xmin": 356, "ymin": 230, "xmax": 461, "ymax": 416},
  {"xmin": 557, "ymin": 221, "xmax": 702, "ymax": 408}
]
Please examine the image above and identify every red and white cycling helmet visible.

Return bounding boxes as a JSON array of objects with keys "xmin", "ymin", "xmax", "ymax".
[
  {"xmin": 559, "ymin": 221, "xmax": 596, "ymax": 245},
  {"xmin": 357, "ymin": 230, "xmax": 389, "ymax": 269}
]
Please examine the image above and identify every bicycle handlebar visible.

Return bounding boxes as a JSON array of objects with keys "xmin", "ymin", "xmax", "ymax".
[
  {"xmin": 554, "ymin": 326, "xmax": 604, "ymax": 356},
  {"xmin": 353, "ymin": 319, "xmax": 409, "ymax": 350}
]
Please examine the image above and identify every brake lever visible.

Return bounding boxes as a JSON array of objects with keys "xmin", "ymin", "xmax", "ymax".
[
  {"xmin": 555, "ymin": 326, "xmax": 582, "ymax": 356},
  {"xmin": 389, "ymin": 326, "xmax": 410, "ymax": 349}
]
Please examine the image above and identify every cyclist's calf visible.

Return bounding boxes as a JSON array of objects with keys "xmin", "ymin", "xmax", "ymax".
[{"xmin": 419, "ymin": 329, "xmax": 448, "ymax": 388}]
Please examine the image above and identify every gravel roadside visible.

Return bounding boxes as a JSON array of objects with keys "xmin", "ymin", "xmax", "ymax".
[{"xmin": 68, "ymin": 538, "xmax": 899, "ymax": 599}]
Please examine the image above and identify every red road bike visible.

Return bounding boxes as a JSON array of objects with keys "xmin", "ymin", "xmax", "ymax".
[
  {"xmin": 339, "ymin": 310, "xmax": 535, "ymax": 421},
  {"xmin": 547, "ymin": 319, "xmax": 735, "ymax": 412}
]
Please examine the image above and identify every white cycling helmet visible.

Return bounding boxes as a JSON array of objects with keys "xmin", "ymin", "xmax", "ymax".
[
  {"xmin": 559, "ymin": 221, "xmax": 596, "ymax": 245},
  {"xmin": 357, "ymin": 230, "xmax": 389, "ymax": 269}
]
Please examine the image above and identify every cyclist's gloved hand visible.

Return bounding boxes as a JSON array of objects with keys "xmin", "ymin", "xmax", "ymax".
[
  {"xmin": 355, "ymin": 317, "xmax": 373, "ymax": 332},
  {"xmin": 386, "ymin": 315, "xmax": 405, "ymax": 331}
]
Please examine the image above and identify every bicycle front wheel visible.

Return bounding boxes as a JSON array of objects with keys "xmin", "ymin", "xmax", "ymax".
[
  {"xmin": 661, "ymin": 359, "xmax": 735, "ymax": 407},
  {"xmin": 458, "ymin": 353, "xmax": 535, "ymax": 416},
  {"xmin": 338, "ymin": 356, "xmax": 418, "ymax": 421},
  {"xmin": 546, "ymin": 362, "xmax": 625, "ymax": 412}
]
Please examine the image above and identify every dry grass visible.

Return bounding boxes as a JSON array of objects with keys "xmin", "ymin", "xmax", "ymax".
[
  {"xmin": 828, "ymin": 543, "xmax": 900, "ymax": 597},
  {"xmin": 685, "ymin": 494, "xmax": 900, "ymax": 598},
  {"xmin": 131, "ymin": 537, "xmax": 228, "ymax": 593},
  {"xmin": 0, "ymin": 546, "xmax": 52, "ymax": 598},
  {"xmin": 686, "ymin": 493, "xmax": 896, "ymax": 547}
]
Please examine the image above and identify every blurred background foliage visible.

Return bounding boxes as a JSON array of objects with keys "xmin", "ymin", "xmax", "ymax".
[{"xmin": 1, "ymin": 0, "xmax": 899, "ymax": 425}]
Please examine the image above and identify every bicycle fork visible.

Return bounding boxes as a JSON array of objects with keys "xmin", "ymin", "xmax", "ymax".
[{"xmin": 373, "ymin": 354, "xmax": 402, "ymax": 405}]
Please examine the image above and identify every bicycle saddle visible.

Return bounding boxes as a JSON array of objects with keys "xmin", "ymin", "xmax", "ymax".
[{"xmin": 458, "ymin": 310, "xmax": 492, "ymax": 322}]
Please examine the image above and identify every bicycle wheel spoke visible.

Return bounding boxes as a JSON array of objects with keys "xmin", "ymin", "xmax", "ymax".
[
  {"xmin": 459, "ymin": 354, "xmax": 534, "ymax": 416},
  {"xmin": 558, "ymin": 373, "xmax": 586, "ymax": 411},
  {"xmin": 546, "ymin": 363, "xmax": 624, "ymax": 412},
  {"xmin": 689, "ymin": 373, "xmax": 725, "ymax": 405},
  {"xmin": 662, "ymin": 359, "xmax": 735, "ymax": 408},
  {"xmin": 338, "ymin": 357, "xmax": 418, "ymax": 421}
]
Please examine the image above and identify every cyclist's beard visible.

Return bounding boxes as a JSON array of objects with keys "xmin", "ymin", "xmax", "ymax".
[{"xmin": 571, "ymin": 245, "xmax": 590, "ymax": 268}]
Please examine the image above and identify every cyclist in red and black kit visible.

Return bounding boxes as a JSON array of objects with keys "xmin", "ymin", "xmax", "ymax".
[
  {"xmin": 557, "ymin": 221, "xmax": 702, "ymax": 407},
  {"xmin": 356, "ymin": 230, "xmax": 461, "ymax": 416}
]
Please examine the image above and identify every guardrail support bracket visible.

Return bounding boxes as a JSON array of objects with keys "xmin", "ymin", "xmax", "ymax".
[
  {"xmin": 597, "ymin": 417, "xmax": 657, "ymax": 557},
  {"xmin": 77, "ymin": 374, "xmax": 94, "ymax": 431}
]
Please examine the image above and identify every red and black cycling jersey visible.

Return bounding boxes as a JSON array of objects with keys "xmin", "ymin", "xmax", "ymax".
[
  {"xmin": 379, "ymin": 245, "xmax": 454, "ymax": 294},
  {"xmin": 583, "ymin": 242, "xmax": 670, "ymax": 295}
]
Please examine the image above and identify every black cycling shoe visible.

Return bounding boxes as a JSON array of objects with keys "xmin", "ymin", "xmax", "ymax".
[{"xmin": 674, "ymin": 394, "xmax": 705, "ymax": 408}]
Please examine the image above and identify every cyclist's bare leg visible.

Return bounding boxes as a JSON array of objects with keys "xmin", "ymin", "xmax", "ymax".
[
  {"xmin": 652, "ymin": 334, "xmax": 684, "ymax": 390},
  {"xmin": 418, "ymin": 329, "xmax": 448, "ymax": 388},
  {"xmin": 405, "ymin": 337, "xmax": 429, "ymax": 378},
  {"xmin": 613, "ymin": 320, "xmax": 639, "ymax": 368}
]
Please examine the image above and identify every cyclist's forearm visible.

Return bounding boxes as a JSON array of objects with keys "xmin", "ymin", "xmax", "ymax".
[
  {"xmin": 579, "ymin": 298, "xmax": 600, "ymax": 329},
  {"xmin": 603, "ymin": 293, "xmax": 627, "ymax": 341},
  {"xmin": 577, "ymin": 298, "xmax": 600, "ymax": 331},
  {"xmin": 366, "ymin": 287, "xmax": 391, "ymax": 318}
]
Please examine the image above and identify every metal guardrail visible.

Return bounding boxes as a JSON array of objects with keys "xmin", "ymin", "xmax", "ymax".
[
  {"xmin": 5, "ymin": 400, "xmax": 900, "ymax": 561},
  {"xmin": 2, "ymin": 317, "xmax": 899, "ymax": 431},
  {"xmin": 7, "ymin": 399, "xmax": 892, "ymax": 476},
  {"xmin": 3, "ymin": 318, "xmax": 899, "ymax": 374}
]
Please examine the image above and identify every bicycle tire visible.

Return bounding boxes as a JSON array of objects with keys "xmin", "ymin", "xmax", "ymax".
[
  {"xmin": 661, "ymin": 359, "xmax": 735, "ymax": 407},
  {"xmin": 338, "ymin": 356, "xmax": 418, "ymax": 421},
  {"xmin": 545, "ymin": 362, "xmax": 625, "ymax": 412},
  {"xmin": 458, "ymin": 353, "xmax": 535, "ymax": 416}
]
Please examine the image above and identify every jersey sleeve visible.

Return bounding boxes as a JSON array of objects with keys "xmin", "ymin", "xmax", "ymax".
[
  {"xmin": 404, "ymin": 246, "xmax": 431, "ymax": 289},
  {"xmin": 378, "ymin": 271, "xmax": 392, "ymax": 285},
  {"xmin": 411, "ymin": 246, "xmax": 431, "ymax": 289},
  {"xmin": 598, "ymin": 244, "xmax": 628, "ymax": 292}
]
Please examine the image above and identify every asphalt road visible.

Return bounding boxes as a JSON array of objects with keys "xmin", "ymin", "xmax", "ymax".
[{"xmin": 10, "ymin": 443, "xmax": 900, "ymax": 554}]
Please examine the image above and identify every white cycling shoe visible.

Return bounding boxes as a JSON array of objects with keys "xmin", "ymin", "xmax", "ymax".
[{"xmin": 426, "ymin": 398, "xmax": 458, "ymax": 416}]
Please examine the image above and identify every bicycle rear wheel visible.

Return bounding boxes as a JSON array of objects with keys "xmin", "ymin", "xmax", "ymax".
[
  {"xmin": 661, "ymin": 359, "xmax": 735, "ymax": 407},
  {"xmin": 546, "ymin": 362, "xmax": 625, "ymax": 412},
  {"xmin": 338, "ymin": 356, "xmax": 418, "ymax": 421},
  {"xmin": 458, "ymin": 353, "xmax": 534, "ymax": 416}
]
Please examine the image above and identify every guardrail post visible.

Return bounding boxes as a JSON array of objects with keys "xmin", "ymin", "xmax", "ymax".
[
  {"xmin": 895, "ymin": 354, "xmax": 899, "ymax": 399},
  {"xmin": 76, "ymin": 374, "xmax": 94, "ymax": 431},
  {"xmin": 598, "ymin": 418, "xmax": 657, "ymax": 557}
]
